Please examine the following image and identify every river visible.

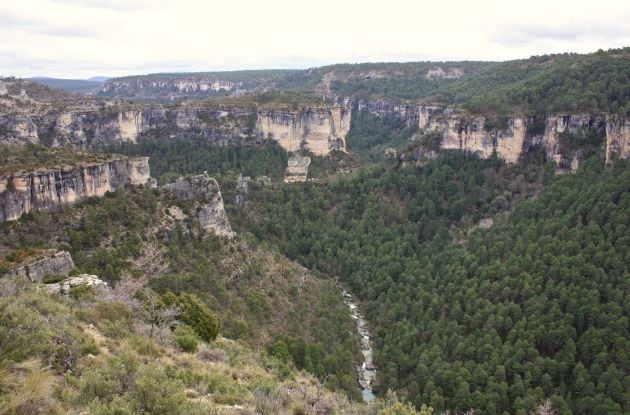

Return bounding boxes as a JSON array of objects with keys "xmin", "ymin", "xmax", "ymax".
[{"xmin": 342, "ymin": 289, "xmax": 376, "ymax": 403}]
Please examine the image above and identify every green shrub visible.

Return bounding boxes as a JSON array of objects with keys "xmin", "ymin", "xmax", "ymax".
[
  {"xmin": 176, "ymin": 294, "xmax": 220, "ymax": 342},
  {"xmin": 173, "ymin": 325, "xmax": 198, "ymax": 353},
  {"xmin": 42, "ymin": 274, "xmax": 65, "ymax": 284}
]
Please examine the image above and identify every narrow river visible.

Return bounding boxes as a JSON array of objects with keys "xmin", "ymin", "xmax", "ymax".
[{"xmin": 342, "ymin": 289, "xmax": 376, "ymax": 403}]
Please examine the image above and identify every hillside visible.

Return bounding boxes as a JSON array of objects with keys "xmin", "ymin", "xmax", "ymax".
[
  {"xmin": 29, "ymin": 77, "xmax": 104, "ymax": 95},
  {"xmin": 230, "ymin": 155, "xmax": 630, "ymax": 414},
  {"xmin": 96, "ymin": 48, "xmax": 630, "ymax": 115}
]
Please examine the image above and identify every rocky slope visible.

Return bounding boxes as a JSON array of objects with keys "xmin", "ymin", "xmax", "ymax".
[{"xmin": 0, "ymin": 156, "xmax": 152, "ymax": 222}]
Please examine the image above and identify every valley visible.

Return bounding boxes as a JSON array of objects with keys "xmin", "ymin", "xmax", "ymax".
[{"xmin": 0, "ymin": 47, "xmax": 629, "ymax": 415}]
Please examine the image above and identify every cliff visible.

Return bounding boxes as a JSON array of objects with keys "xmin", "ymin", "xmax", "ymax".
[
  {"xmin": 99, "ymin": 77, "xmax": 243, "ymax": 101},
  {"xmin": 417, "ymin": 106, "xmax": 628, "ymax": 166},
  {"xmin": 256, "ymin": 104, "xmax": 350, "ymax": 155},
  {"xmin": 163, "ymin": 173, "xmax": 233, "ymax": 238},
  {"xmin": 0, "ymin": 157, "xmax": 152, "ymax": 222},
  {"xmin": 5, "ymin": 250, "xmax": 74, "ymax": 282},
  {"xmin": 1, "ymin": 103, "xmax": 350, "ymax": 156},
  {"xmin": 285, "ymin": 156, "xmax": 311, "ymax": 183}
]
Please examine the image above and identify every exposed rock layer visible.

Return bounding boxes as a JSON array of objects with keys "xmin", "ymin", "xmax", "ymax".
[
  {"xmin": 285, "ymin": 156, "xmax": 311, "ymax": 183},
  {"xmin": 0, "ymin": 157, "xmax": 151, "ymax": 222},
  {"xmin": 6, "ymin": 250, "xmax": 74, "ymax": 282},
  {"xmin": 163, "ymin": 173, "xmax": 233, "ymax": 238}
]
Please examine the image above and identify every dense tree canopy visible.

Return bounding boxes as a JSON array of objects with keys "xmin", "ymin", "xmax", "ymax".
[{"xmin": 232, "ymin": 156, "xmax": 630, "ymax": 414}]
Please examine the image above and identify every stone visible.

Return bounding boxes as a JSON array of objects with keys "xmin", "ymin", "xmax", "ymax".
[
  {"xmin": 7, "ymin": 250, "xmax": 74, "ymax": 282},
  {"xmin": 0, "ymin": 157, "xmax": 153, "ymax": 222},
  {"xmin": 235, "ymin": 174, "xmax": 250, "ymax": 205},
  {"xmin": 164, "ymin": 173, "xmax": 233, "ymax": 238},
  {"xmin": 284, "ymin": 156, "xmax": 311, "ymax": 183},
  {"xmin": 45, "ymin": 274, "xmax": 108, "ymax": 294}
]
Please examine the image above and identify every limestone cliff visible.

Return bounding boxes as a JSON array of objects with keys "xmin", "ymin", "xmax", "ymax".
[
  {"xmin": 605, "ymin": 115, "xmax": 630, "ymax": 162},
  {"xmin": 6, "ymin": 250, "xmax": 74, "ymax": 282},
  {"xmin": 284, "ymin": 156, "xmax": 311, "ymax": 183},
  {"xmin": 0, "ymin": 157, "xmax": 151, "ymax": 222},
  {"xmin": 417, "ymin": 106, "xmax": 627, "ymax": 166},
  {"xmin": 1, "ymin": 104, "xmax": 350, "ymax": 156},
  {"xmin": 99, "ymin": 77, "xmax": 243, "ymax": 101},
  {"xmin": 163, "ymin": 173, "xmax": 233, "ymax": 238},
  {"xmin": 257, "ymin": 105, "xmax": 350, "ymax": 155}
]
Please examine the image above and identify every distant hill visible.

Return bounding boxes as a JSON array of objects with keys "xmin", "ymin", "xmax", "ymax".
[
  {"xmin": 29, "ymin": 77, "xmax": 104, "ymax": 95},
  {"xmin": 87, "ymin": 76, "xmax": 110, "ymax": 82},
  {"xmin": 97, "ymin": 47, "xmax": 630, "ymax": 115}
]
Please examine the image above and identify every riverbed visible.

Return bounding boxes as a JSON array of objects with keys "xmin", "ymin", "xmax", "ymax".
[{"xmin": 342, "ymin": 289, "xmax": 376, "ymax": 403}]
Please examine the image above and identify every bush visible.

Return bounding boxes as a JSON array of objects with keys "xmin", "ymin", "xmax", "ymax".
[
  {"xmin": 196, "ymin": 348, "xmax": 229, "ymax": 364},
  {"xmin": 173, "ymin": 325, "xmax": 198, "ymax": 353},
  {"xmin": 177, "ymin": 294, "xmax": 220, "ymax": 342},
  {"xmin": 42, "ymin": 274, "xmax": 65, "ymax": 284}
]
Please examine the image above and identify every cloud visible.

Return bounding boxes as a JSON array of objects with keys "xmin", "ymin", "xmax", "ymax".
[{"xmin": 0, "ymin": 0, "xmax": 628, "ymax": 78}]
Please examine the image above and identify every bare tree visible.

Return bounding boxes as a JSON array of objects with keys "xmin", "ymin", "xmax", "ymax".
[{"xmin": 531, "ymin": 399, "xmax": 555, "ymax": 415}]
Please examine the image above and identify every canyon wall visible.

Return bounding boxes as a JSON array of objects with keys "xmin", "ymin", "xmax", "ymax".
[
  {"xmin": 0, "ymin": 157, "xmax": 152, "ymax": 222},
  {"xmin": 1, "ymin": 104, "xmax": 350, "ymax": 156},
  {"xmin": 256, "ymin": 104, "xmax": 350, "ymax": 155},
  {"xmin": 417, "ymin": 106, "xmax": 627, "ymax": 165}
]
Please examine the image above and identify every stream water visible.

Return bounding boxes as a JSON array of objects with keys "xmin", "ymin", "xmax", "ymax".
[{"xmin": 342, "ymin": 289, "xmax": 376, "ymax": 403}]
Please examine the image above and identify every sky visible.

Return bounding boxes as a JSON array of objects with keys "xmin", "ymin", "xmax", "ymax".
[{"xmin": 1, "ymin": 0, "xmax": 629, "ymax": 79}]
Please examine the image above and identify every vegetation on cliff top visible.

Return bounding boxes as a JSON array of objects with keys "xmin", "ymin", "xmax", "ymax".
[{"xmin": 0, "ymin": 144, "xmax": 127, "ymax": 176}]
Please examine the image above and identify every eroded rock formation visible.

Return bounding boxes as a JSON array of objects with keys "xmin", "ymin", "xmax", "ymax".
[
  {"xmin": 163, "ymin": 173, "xmax": 233, "ymax": 238},
  {"xmin": 6, "ymin": 250, "xmax": 74, "ymax": 282},
  {"xmin": 0, "ymin": 157, "xmax": 152, "ymax": 222},
  {"xmin": 45, "ymin": 274, "xmax": 108, "ymax": 294},
  {"xmin": 285, "ymin": 156, "xmax": 311, "ymax": 183},
  {"xmin": 256, "ymin": 105, "xmax": 350, "ymax": 155},
  {"xmin": 417, "ymin": 106, "xmax": 627, "ymax": 166}
]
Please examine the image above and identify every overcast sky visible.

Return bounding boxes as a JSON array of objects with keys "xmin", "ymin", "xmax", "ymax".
[{"xmin": 1, "ymin": 0, "xmax": 629, "ymax": 79}]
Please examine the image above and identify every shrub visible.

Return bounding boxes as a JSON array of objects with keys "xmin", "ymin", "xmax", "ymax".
[
  {"xmin": 0, "ymin": 360, "xmax": 55, "ymax": 415},
  {"xmin": 173, "ymin": 325, "xmax": 198, "ymax": 353},
  {"xmin": 196, "ymin": 348, "xmax": 229, "ymax": 364},
  {"xmin": 177, "ymin": 294, "xmax": 220, "ymax": 342},
  {"xmin": 42, "ymin": 274, "xmax": 65, "ymax": 284}
]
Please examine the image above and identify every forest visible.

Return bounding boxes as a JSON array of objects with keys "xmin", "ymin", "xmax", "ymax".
[{"xmin": 227, "ymin": 155, "xmax": 629, "ymax": 414}]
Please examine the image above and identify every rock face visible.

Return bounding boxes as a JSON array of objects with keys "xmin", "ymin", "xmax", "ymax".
[
  {"xmin": 417, "ymin": 106, "xmax": 626, "ymax": 165},
  {"xmin": 0, "ymin": 157, "xmax": 152, "ymax": 222},
  {"xmin": 257, "ymin": 104, "xmax": 350, "ymax": 155},
  {"xmin": 606, "ymin": 115, "xmax": 630, "ymax": 162},
  {"xmin": 164, "ymin": 173, "xmax": 233, "ymax": 238},
  {"xmin": 1, "ymin": 104, "xmax": 351, "ymax": 156},
  {"xmin": 235, "ymin": 174, "xmax": 250, "ymax": 206},
  {"xmin": 99, "ymin": 78, "xmax": 243, "ymax": 101},
  {"xmin": 6, "ymin": 250, "xmax": 74, "ymax": 282},
  {"xmin": 45, "ymin": 274, "xmax": 108, "ymax": 294},
  {"xmin": 285, "ymin": 156, "xmax": 311, "ymax": 183}
]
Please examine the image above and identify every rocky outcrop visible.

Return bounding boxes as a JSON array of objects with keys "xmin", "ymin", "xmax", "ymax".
[
  {"xmin": 257, "ymin": 104, "xmax": 350, "ymax": 155},
  {"xmin": 99, "ymin": 77, "xmax": 243, "ymax": 101},
  {"xmin": 417, "ymin": 105, "xmax": 626, "ymax": 165},
  {"xmin": 0, "ymin": 157, "xmax": 152, "ymax": 222},
  {"xmin": 235, "ymin": 174, "xmax": 250, "ymax": 206},
  {"xmin": 6, "ymin": 250, "xmax": 74, "ymax": 282},
  {"xmin": 285, "ymin": 156, "xmax": 311, "ymax": 183},
  {"xmin": 605, "ymin": 115, "xmax": 630, "ymax": 162},
  {"xmin": 357, "ymin": 100, "xmax": 419, "ymax": 127},
  {"xmin": 164, "ymin": 173, "xmax": 233, "ymax": 238},
  {"xmin": 1, "ymin": 104, "xmax": 351, "ymax": 156},
  {"xmin": 45, "ymin": 274, "xmax": 108, "ymax": 294}
]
